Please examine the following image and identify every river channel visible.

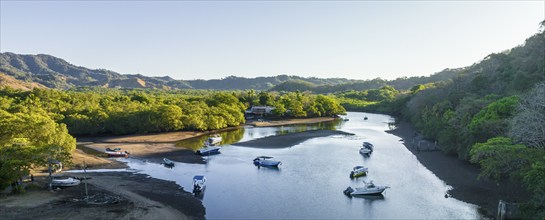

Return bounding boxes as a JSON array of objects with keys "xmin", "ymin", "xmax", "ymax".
[{"xmin": 123, "ymin": 112, "xmax": 482, "ymax": 219}]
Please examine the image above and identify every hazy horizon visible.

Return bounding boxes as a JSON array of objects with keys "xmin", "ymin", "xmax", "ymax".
[{"xmin": 1, "ymin": 1, "xmax": 543, "ymax": 81}]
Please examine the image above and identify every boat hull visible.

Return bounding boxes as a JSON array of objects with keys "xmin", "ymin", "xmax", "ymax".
[
  {"xmin": 359, "ymin": 148, "xmax": 371, "ymax": 155},
  {"xmin": 51, "ymin": 178, "xmax": 81, "ymax": 187},
  {"xmin": 254, "ymin": 160, "xmax": 281, "ymax": 167},
  {"xmin": 163, "ymin": 158, "xmax": 175, "ymax": 167},
  {"xmin": 350, "ymin": 187, "xmax": 387, "ymax": 196},
  {"xmin": 197, "ymin": 147, "xmax": 221, "ymax": 155},
  {"xmin": 350, "ymin": 170, "xmax": 367, "ymax": 178},
  {"xmin": 105, "ymin": 151, "xmax": 129, "ymax": 158}
]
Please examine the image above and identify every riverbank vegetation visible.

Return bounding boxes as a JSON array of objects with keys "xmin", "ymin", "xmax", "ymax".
[
  {"xmin": 0, "ymin": 88, "xmax": 345, "ymax": 189},
  {"xmin": 334, "ymin": 28, "xmax": 545, "ymax": 217}
]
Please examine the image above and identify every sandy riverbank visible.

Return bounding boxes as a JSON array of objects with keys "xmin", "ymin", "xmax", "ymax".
[
  {"xmin": 1, "ymin": 117, "xmax": 340, "ymax": 220},
  {"xmin": 388, "ymin": 121, "xmax": 529, "ymax": 217},
  {"xmin": 74, "ymin": 117, "xmax": 341, "ymax": 166}
]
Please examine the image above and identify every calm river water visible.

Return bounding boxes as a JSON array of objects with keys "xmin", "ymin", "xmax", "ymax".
[{"xmin": 123, "ymin": 112, "xmax": 482, "ymax": 219}]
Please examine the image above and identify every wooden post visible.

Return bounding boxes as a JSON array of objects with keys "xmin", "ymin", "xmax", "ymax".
[
  {"xmin": 48, "ymin": 162, "xmax": 52, "ymax": 191},
  {"xmin": 84, "ymin": 161, "xmax": 88, "ymax": 202}
]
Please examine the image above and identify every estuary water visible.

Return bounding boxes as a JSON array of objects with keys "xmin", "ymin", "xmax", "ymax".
[{"xmin": 123, "ymin": 112, "xmax": 482, "ymax": 219}]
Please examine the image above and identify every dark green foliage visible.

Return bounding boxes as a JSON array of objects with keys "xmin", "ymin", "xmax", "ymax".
[
  {"xmin": 521, "ymin": 156, "xmax": 545, "ymax": 219},
  {"xmin": 0, "ymin": 88, "xmax": 346, "ymax": 136},
  {"xmin": 0, "ymin": 109, "xmax": 76, "ymax": 190},
  {"xmin": 0, "ymin": 87, "xmax": 346, "ymax": 191},
  {"xmin": 470, "ymin": 137, "xmax": 543, "ymax": 181},
  {"xmin": 268, "ymin": 80, "xmax": 316, "ymax": 92}
]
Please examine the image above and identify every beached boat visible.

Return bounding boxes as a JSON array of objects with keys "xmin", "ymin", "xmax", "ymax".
[
  {"xmin": 51, "ymin": 177, "xmax": 81, "ymax": 187},
  {"xmin": 206, "ymin": 134, "xmax": 222, "ymax": 146},
  {"xmin": 359, "ymin": 147, "xmax": 372, "ymax": 155},
  {"xmin": 362, "ymin": 142, "xmax": 374, "ymax": 151},
  {"xmin": 253, "ymin": 156, "xmax": 281, "ymax": 167},
  {"xmin": 196, "ymin": 146, "xmax": 221, "ymax": 155},
  {"xmin": 163, "ymin": 158, "xmax": 175, "ymax": 167},
  {"xmin": 105, "ymin": 149, "xmax": 129, "ymax": 158},
  {"xmin": 344, "ymin": 180, "xmax": 389, "ymax": 196},
  {"xmin": 193, "ymin": 175, "xmax": 206, "ymax": 194},
  {"xmin": 106, "ymin": 147, "xmax": 121, "ymax": 152},
  {"xmin": 350, "ymin": 166, "xmax": 368, "ymax": 178}
]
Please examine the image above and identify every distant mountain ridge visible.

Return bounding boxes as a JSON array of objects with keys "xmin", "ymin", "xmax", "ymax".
[{"xmin": 0, "ymin": 52, "xmax": 357, "ymax": 90}]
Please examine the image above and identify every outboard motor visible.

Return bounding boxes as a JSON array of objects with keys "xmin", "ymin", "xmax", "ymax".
[
  {"xmin": 343, "ymin": 187, "xmax": 354, "ymax": 197},
  {"xmin": 349, "ymin": 171, "xmax": 355, "ymax": 179}
]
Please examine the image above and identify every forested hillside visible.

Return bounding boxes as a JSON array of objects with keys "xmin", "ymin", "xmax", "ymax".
[
  {"xmin": 1, "ymin": 52, "xmax": 461, "ymax": 92},
  {"xmin": 0, "ymin": 53, "xmax": 354, "ymax": 90},
  {"xmin": 341, "ymin": 28, "xmax": 545, "ymax": 218}
]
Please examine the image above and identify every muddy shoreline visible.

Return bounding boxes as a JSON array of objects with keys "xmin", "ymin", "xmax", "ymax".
[
  {"xmin": 0, "ymin": 172, "xmax": 205, "ymax": 220},
  {"xmin": 234, "ymin": 129, "xmax": 354, "ymax": 148},
  {"xmin": 387, "ymin": 121, "xmax": 530, "ymax": 217},
  {"xmin": 0, "ymin": 117, "xmax": 340, "ymax": 220}
]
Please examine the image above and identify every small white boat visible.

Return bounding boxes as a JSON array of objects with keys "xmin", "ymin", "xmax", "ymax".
[
  {"xmin": 253, "ymin": 156, "xmax": 281, "ymax": 167},
  {"xmin": 344, "ymin": 180, "xmax": 389, "ymax": 196},
  {"xmin": 193, "ymin": 175, "xmax": 206, "ymax": 194},
  {"xmin": 105, "ymin": 150, "xmax": 129, "ymax": 158},
  {"xmin": 359, "ymin": 147, "xmax": 371, "ymax": 155},
  {"xmin": 51, "ymin": 177, "xmax": 81, "ymax": 187},
  {"xmin": 350, "ymin": 166, "xmax": 368, "ymax": 178},
  {"xmin": 206, "ymin": 134, "xmax": 222, "ymax": 146},
  {"xmin": 196, "ymin": 146, "xmax": 221, "ymax": 155},
  {"xmin": 163, "ymin": 158, "xmax": 175, "ymax": 167},
  {"xmin": 362, "ymin": 142, "xmax": 374, "ymax": 152}
]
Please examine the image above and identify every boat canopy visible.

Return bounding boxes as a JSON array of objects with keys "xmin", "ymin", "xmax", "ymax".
[
  {"xmin": 193, "ymin": 175, "xmax": 205, "ymax": 180},
  {"xmin": 255, "ymin": 156, "xmax": 273, "ymax": 159},
  {"xmin": 354, "ymin": 166, "xmax": 365, "ymax": 169}
]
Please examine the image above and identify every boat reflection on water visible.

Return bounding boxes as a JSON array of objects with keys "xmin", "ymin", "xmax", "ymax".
[{"xmin": 351, "ymin": 194, "xmax": 385, "ymax": 200}]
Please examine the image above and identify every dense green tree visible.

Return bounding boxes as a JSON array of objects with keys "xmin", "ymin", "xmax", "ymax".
[
  {"xmin": 470, "ymin": 137, "xmax": 543, "ymax": 181},
  {"xmin": 0, "ymin": 110, "xmax": 75, "ymax": 190}
]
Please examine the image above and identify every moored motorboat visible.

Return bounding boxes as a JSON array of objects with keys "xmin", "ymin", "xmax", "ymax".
[
  {"xmin": 350, "ymin": 166, "xmax": 368, "ymax": 178},
  {"xmin": 105, "ymin": 149, "xmax": 129, "ymax": 158},
  {"xmin": 206, "ymin": 134, "xmax": 222, "ymax": 146},
  {"xmin": 106, "ymin": 147, "xmax": 121, "ymax": 152},
  {"xmin": 193, "ymin": 175, "xmax": 206, "ymax": 194},
  {"xmin": 163, "ymin": 158, "xmax": 175, "ymax": 167},
  {"xmin": 253, "ymin": 156, "xmax": 281, "ymax": 167},
  {"xmin": 364, "ymin": 116, "xmax": 368, "ymax": 120},
  {"xmin": 362, "ymin": 142, "xmax": 374, "ymax": 152},
  {"xmin": 51, "ymin": 177, "xmax": 81, "ymax": 187},
  {"xmin": 344, "ymin": 180, "xmax": 389, "ymax": 196},
  {"xmin": 196, "ymin": 146, "xmax": 221, "ymax": 155},
  {"xmin": 359, "ymin": 147, "xmax": 371, "ymax": 155}
]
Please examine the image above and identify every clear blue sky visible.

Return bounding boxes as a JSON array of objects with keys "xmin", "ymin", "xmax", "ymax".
[{"xmin": 1, "ymin": 1, "xmax": 543, "ymax": 80}]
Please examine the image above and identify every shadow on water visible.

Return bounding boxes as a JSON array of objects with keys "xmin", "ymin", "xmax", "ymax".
[{"xmin": 351, "ymin": 194, "xmax": 385, "ymax": 200}]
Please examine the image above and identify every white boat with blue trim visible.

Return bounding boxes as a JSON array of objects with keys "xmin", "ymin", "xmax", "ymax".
[{"xmin": 344, "ymin": 180, "xmax": 389, "ymax": 196}]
